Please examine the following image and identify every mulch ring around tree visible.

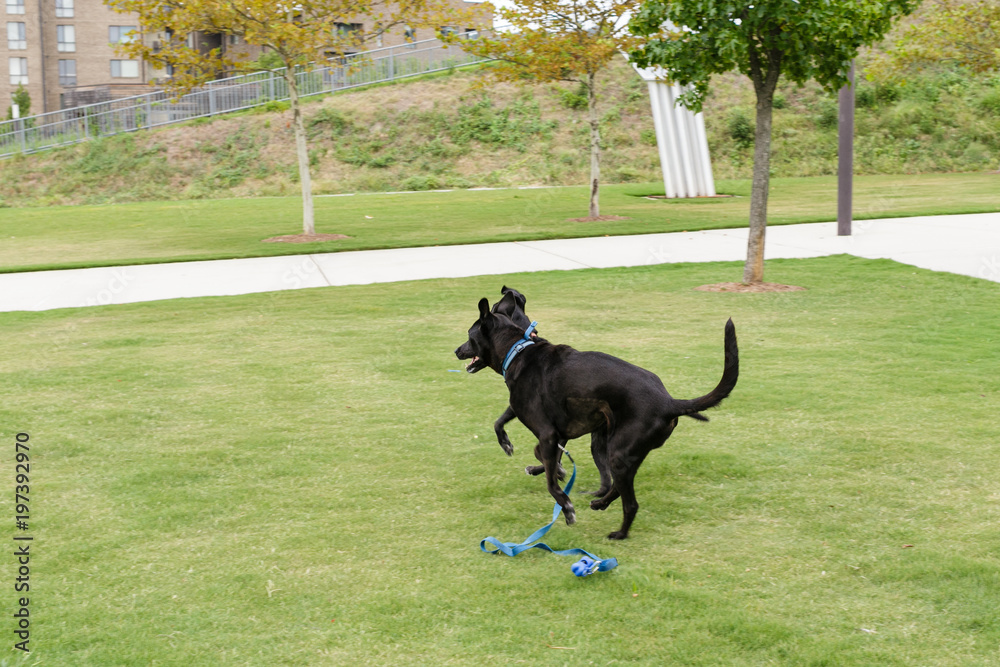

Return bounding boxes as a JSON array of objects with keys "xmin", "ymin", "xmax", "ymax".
[
  {"xmin": 693, "ymin": 282, "xmax": 806, "ymax": 293},
  {"xmin": 262, "ymin": 233, "xmax": 352, "ymax": 244},
  {"xmin": 567, "ymin": 215, "xmax": 632, "ymax": 222}
]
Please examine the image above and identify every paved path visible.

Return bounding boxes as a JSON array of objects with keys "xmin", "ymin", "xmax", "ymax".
[{"xmin": 1, "ymin": 212, "xmax": 997, "ymax": 312}]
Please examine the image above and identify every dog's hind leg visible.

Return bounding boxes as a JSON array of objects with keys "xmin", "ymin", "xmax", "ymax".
[
  {"xmin": 590, "ymin": 485, "xmax": 619, "ymax": 511},
  {"xmin": 494, "ymin": 405, "xmax": 517, "ymax": 456},
  {"xmin": 605, "ymin": 442, "xmax": 653, "ymax": 540},
  {"xmin": 583, "ymin": 427, "xmax": 613, "ymax": 497}
]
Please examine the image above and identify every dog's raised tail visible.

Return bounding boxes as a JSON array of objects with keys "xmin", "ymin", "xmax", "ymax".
[{"xmin": 670, "ymin": 318, "xmax": 739, "ymax": 419}]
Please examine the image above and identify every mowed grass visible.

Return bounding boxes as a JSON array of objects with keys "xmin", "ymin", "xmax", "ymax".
[
  {"xmin": 1, "ymin": 171, "xmax": 999, "ymax": 273},
  {"xmin": 1, "ymin": 256, "xmax": 999, "ymax": 665}
]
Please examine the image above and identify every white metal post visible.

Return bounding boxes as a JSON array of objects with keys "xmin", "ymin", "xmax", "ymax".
[{"xmin": 632, "ymin": 62, "xmax": 716, "ymax": 199}]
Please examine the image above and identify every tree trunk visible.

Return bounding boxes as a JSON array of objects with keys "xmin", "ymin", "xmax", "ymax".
[
  {"xmin": 744, "ymin": 53, "xmax": 781, "ymax": 284},
  {"xmin": 587, "ymin": 70, "xmax": 601, "ymax": 219},
  {"xmin": 284, "ymin": 66, "xmax": 315, "ymax": 236}
]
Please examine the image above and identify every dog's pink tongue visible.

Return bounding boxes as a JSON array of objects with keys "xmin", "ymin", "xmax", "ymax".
[{"xmin": 467, "ymin": 356, "xmax": 479, "ymax": 367}]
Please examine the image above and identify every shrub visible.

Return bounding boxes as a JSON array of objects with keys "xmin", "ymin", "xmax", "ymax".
[
  {"xmin": 255, "ymin": 100, "xmax": 290, "ymax": 114},
  {"xmin": 451, "ymin": 96, "xmax": 556, "ymax": 152},
  {"xmin": 5, "ymin": 85, "xmax": 30, "ymax": 120},
  {"xmin": 614, "ymin": 165, "xmax": 645, "ymax": 182},
  {"xmin": 399, "ymin": 175, "xmax": 442, "ymax": 190},
  {"xmin": 813, "ymin": 99, "xmax": 838, "ymax": 130},
  {"xmin": 855, "ymin": 86, "xmax": 877, "ymax": 109},
  {"xmin": 560, "ymin": 83, "xmax": 588, "ymax": 110},
  {"xmin": 308, "ymin": 107, "xmax": 352, "ymax": 133},
  {"xmin": 977, "ymin": 90, "xmax": 1000, "ymax": 115},
  {"xmin": 727, "ymin": 108, "xmax": 755, "ymax": 148}
]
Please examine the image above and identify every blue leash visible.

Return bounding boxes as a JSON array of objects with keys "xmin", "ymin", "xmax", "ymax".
[{"xmin": 480, "ymin": 448, "xmax": 618, "ymax": 576}]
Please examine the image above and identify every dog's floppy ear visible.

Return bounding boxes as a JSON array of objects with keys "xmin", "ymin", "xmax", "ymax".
[{"xmin": 477, "ymin": 297, "xmax": 491, "ymax": 322}]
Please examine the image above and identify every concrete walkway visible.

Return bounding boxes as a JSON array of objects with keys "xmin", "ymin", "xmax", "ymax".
[{"xmin": 1, "ymin": 212, "xmax": 998, "ymax": 312}]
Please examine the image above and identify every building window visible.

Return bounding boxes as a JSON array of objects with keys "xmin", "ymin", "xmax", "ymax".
[
  {"xmin": 55, "ymin": 0, "xmax": 72, "ymax": 18},
  {"xmin": 110, "ymin": 59, "xmax": 139, "ymax": 78},
  {"xmin": 7, "ymin": 21, "xmax": 25, "ymax": 49},
  {"xmin": 464, "ymin": 28, "xmax": 479, "ymax": 39},
  {"xmin": 334, "ymin": 22, "xmax": 362, "ymax": 39},
  {"xmin": 5, "ymin": 0, "xmax": 25, "ymax": 15},
  {"xmin": 438, "ymin": 26, "xmax": 459, "ymax": 39},
  {"xmin": 109, "ymin": 25, "xmax": 137, "ymax": 44},
  {"xmin": 58, "ymin": 59, "xmax": 75, "ymax": 86},
  {"xmin": 8, "ymin": 56, "xmax": 27, "ymax": 84},
  {"xmin": 228, "ymin": 34, "xmax": 239, "ymax": 45},
  {"xmin": 404, "ymin": 25, "xmax": 416, "ymax": 47},
  {"xmin": 57, "ymin": 24, "xmax": 75, "ymax": 52}
]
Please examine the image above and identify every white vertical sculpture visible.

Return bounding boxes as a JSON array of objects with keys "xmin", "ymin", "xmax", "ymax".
[{"xmin": 633, "ymin": 64, "xmax": 716, "ymax": 198}]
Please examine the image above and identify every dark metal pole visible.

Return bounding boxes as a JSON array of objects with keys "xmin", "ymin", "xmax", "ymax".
[{"xmin": 837, "ymin": 60, "xmax": 855, "ymax": 236}]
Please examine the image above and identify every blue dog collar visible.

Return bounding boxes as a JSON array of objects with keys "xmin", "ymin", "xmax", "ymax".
[{"xmin": 501, "ymin": 320, "xmax": 538, "ymax": 379}]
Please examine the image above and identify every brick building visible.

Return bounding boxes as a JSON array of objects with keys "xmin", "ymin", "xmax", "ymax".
[{"xmin": 4, "ymin": 0, "xmax": 489, "ymax": 115}]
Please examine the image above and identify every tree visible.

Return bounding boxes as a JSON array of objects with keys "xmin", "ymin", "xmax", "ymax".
[
  {"xmin": 630, "ymin": 0, "xmax": 918, "ymax": 283},
  {"xmin": 111, "ymin": 0, "xmax": 478, "ymax": 235},
  {"xmin": 5, "ymin": 85, "xmax": 31, "ymax": 121},
  {"xmin": 457, "ymin": 0, "xmax": 640, "ymax": 219},
  {"xmin": 869, "ymin": 0, "xmax": 1000, "ymax": 78}
]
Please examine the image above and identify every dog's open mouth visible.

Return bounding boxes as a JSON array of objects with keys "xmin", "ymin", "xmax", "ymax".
[{"xmin": 465, "ymin": 356, "xmax": 486, "ymax": 373}]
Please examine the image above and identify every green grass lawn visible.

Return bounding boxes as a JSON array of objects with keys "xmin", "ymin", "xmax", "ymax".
[
  {"xmin": 1, "ymin": 172, "xmax": 998, "ymax": 273},
  {"xmin": 1, "ymin": 256, "xmax": 998, "ymax": 665}
]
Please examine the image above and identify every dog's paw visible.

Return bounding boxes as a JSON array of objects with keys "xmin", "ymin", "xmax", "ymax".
[
  {"xmin": 590, "ymin": 498, "xmax": 609, "ymax": 511},
  {"xmin": 524, "ymin": 464, "xmax": 566, "ymax": 480},
  {"xmin": 564, "ymin": 507, "xmax": 576, "ymax": 525},
  {"xmin": 607, "ymin": 530, "xmax": 628, "ymax": 540},
  {"xmin": 499, "ymin": 441, "xmax": 513, "ymax": 457}
]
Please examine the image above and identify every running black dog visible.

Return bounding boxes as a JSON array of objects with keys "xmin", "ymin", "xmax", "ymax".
[
  {"xmin": 455, "ymin": 298, "xmax": 738, "ymax": 540},
  {"xmin": 477, "ymin": 286, "xmax": 535, "ymax": 458},
  {"xmin": 477, "ymin": 286, "xmax": 573, "ymax": 482}
]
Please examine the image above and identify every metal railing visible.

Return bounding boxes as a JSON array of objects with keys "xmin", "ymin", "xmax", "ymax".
[{"xmin": 0, "ymin": 37, "xmax": 490, "ymax": 159}]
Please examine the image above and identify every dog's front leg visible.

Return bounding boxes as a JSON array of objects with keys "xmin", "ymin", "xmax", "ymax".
[
  {"xmin": 539, "ymin": 437, "xmax": 575, "ymax": 525},
  {"xmin": 493, "ymin": 405, "xmax": 517, "ymax": 456}
]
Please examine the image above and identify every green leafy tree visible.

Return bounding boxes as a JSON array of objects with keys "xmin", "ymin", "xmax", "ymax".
[
  {"xmin": 111, "ymin": 0, "xmax": 478, "ymax": 235},
  {"xmin": 457, "ymin": 0, "xmax": 640, "ymax": 219},
  {"xmin": 631, "ymin": 0, "xmax": 918, "ymax": 283},
  {"xmin": 5, "ymin": 85, "xmax": 31, "ymax": 121},
  {"xmin": 870, "ymin": 0, "xmax": 1000, "ymax": 79}
]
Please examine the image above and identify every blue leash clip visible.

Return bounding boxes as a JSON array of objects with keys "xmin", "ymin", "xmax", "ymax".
[{"xmin": 480, "ymin": 448, "xmax": 618, "ymax": 576}]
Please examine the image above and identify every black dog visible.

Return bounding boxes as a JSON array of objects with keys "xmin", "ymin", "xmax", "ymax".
[
  {"xmin": 455, "ymin": 298, "xmax": 738, "ymax": 540},
  {"xmin": 472, "ymin": 287, "xmax": 576, "ymax": 481},
  {"xmin": 478, "ymin": 286, "xmax": 535, "ymax": 457}
]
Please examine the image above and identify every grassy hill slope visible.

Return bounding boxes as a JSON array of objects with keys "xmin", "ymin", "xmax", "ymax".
[{"xmin": 1, "ymin": 57, "xmax": 998, "ymax": 208}]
